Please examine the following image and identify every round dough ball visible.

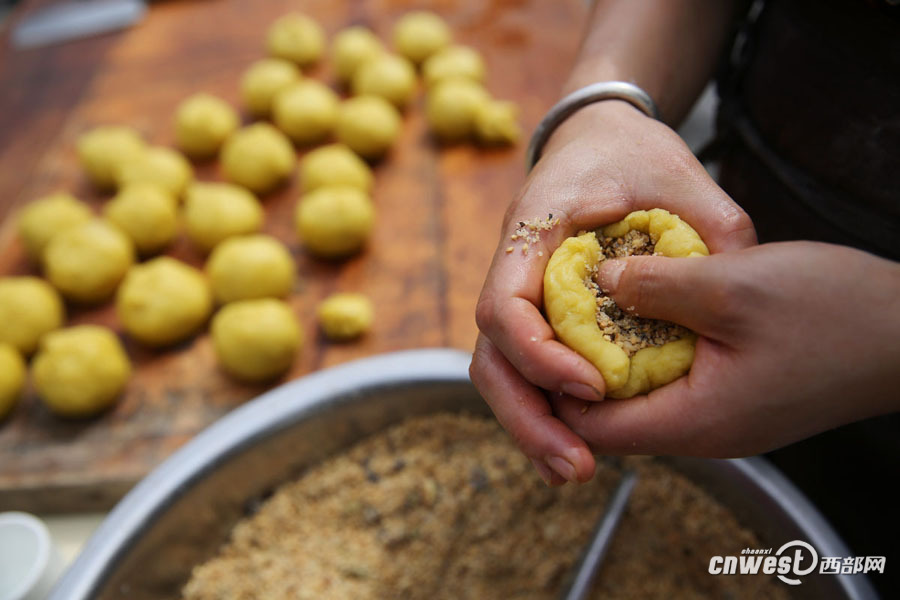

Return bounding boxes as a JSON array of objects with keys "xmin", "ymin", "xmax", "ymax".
[
  {"xmin": 117, "ymin": 257, "xmax": 212, "ymax": 347},
  {"xmin": 426, "ymin": 78, "xmax": 490, "ymax": 141},
  {"xmin": 474, "ymin": 99, "xmax": 521, "ymax": 146},
  {"xmin": 266, "ymin": 13, "xmax": 325, "ymax": 67},
  {"xmin": 77, "ymin": 126, "xmax": 146, "ymax": 190},
  {"xmin": 335, "ymin": 96, "xmax": 402, "ymax": 159},
  {"xmin": 44, "ymin": 219, "xmax": 135, "ymax": 304},
  {"xmin": 393, "ymin": 11, "xmax": 452, "ymax": 65},
  {"xmin": 211, "ymin": 299, "xmax": 301, "ymax": 382},
  {"xmin": 300, "ymin": 144, "xmax": 373, "ymax": 193},
  {"xmin": 221, "ymin": 123, "xmax": 295, "ymax": 194},
  {"xmin": 0, "ymin": 277, "xmax": 65, "ymax": 355},
  {"xmin": 295, "ymin": 186, "xmax": 375, "ymax": 258},
  {"xmin": 0, "ymin": 344, "xmax": 26, "ymax": 420},
  {"xmin": 272, "ymin": 80, "xmax": 339, "ymax": 145},
  {"xmin": 32, "ymin": 325, "xmax": 131, "ymax": 418},
  {"xmin": 241, "ymin": 58, "xmax": 302, "ymax": 117},
  {"xmin": 104, "ymin": 183, "xmax": 178, "ymax": 255},
  {"xmin": 116, "ymin": 146, "xmax": 194, "ymax": 199},
  {"xmin": 17, "ymin": 192, "xmax": 92, "ymax": 263},
  {"xmin": 183, "ymin": 182, "xmax": 263, "ymax": 253},
  {"xmin": 206, "ymin": 234, "xmax": 295, "ymax": 304},
  {"xmin": 333, "ymin": 26, "xmax": 384, "ymax": 83},
  {"xmin": 175, "ymin": 93, "xmax": 240, "ymax": 158},
  {"xmin": 317, "ymin": 293, "xmax": 374, "ymax": 340},
  {"xmin": 422, "ymin": 45, "xmax": 485, "ymax": 88},
  {"xmin": 352, "ymin": 54, "xmax": 417, "ymax": 109}
]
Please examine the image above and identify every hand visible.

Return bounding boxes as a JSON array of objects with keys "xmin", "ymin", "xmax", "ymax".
[{"xmin": 470, "ymin": 100, "xmax": 756, "ymax": 485}]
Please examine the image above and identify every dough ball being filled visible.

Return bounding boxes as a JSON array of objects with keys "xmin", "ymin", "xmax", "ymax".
[
  {"xmin": 117, "ymin": 257, "xmax": 212, "ymax": 347},
  {"xmin": 221, "ymin": 123, "xmax": 295, "ymax": 194},
  {"xmin": 474, "ymin": 99, "xmax": 521, "ymax": 146},
  {"xmin": 0, "ymin": 344, "xmax": 25, "ymax": 420},
  {"xmin": 266, "ymin": 13, "xmax": 325, "ymax": 67},
  {"xmin": 300, "ymin": 143, "xmax": 373, "ymax": 193},
  {"xmin": 206, "ymin": 234, "xmax": 295, "ymax": 304},
  {"xmin": 17, "ymin": 192, "xmax": 92, "ymax": 263},
  {"xmin": 32, "ymin": 325, "xmax": 131, "ymax": 418},
  {"xmin": 241, "ymin": 58, "xmax": 302, "ymax": 118},
  {"xmin": 44, "ymin": 219, "xmax": 134, "ymax": 304},
  {"xmin": 426, "ymin": 78, "xmax": 489, "ymax": 142},
  {"xmin": 272, "ymin": 80, "xmax": 339, "ymax": 146},
  {"xmin": 175, "ymin": 93, "xmax": 240, "ymax": 159},
  {"xmin": 333, "ymin": 26, "xmax": 384, "ymax": 84},
  {"xmin": 317, "ymin": 293, "xmax": 374, "ymax": 341},
  {"xmin": 295, "ymin": 186, "xmax": 375, "ymax": 258},
  {"xmin": 352, "ymin": 54, "xmax": 417, "ymax": 109},
  {"xmin": 183, "ymin": 182, "xmax": 264, "ymax": 253},
  {"xmin": 77, "ymin": 126, "xmax": 146, "ymax": 190},
  {"xmin": 336, "ymin": 96, "xmax": 402, "ymax": 159},
  {"xmin": 0, "ymin": 276, "xmax": 65, "ymax": 355},
  {"xmin": 393, "ymin": 11, "xmax": 452, "ymax": 65},
  {"xmin": 422, "ymin": 45, "xmax": 485, "ymax": 88},
  {"xmin": 104, "ymin": 183, "xmax": 178, "ymax": 256},
  {"xmin": 116, "ymin": 146, "xmax": 194, "ymax": 199},
  {"xmin": 212, "ymin": 298, "xmax": 302, "ymax": 382}
]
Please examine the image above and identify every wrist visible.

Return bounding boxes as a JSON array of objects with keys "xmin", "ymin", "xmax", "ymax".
[{"xmin": 542, "ymin": 100, "xmax": 651, "ymax": 158}]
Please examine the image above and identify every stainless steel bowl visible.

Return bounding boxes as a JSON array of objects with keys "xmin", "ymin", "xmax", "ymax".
[{"xmin": 51, "ymin": 349, "xmax": 877, "ymax": 599}]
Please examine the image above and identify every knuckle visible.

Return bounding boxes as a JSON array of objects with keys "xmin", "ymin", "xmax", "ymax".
[{"xmin": 474, "ymin": 296, "xmax": 496, "ymax": 334}]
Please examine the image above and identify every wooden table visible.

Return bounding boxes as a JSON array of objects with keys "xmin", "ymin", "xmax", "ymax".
[{"xmin": 0, "ymin": 0, "xmax": 583, "ymax": 512}]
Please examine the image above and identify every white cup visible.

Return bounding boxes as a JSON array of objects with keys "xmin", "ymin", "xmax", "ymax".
[{"xmin": 0, "ymin": 512, "xmax": 64, "ymax": 600}]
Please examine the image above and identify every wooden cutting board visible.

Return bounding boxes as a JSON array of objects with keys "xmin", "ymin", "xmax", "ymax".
[{"xmin": 0, "ymin": 0, "xmax": 584, "ymax": 512}]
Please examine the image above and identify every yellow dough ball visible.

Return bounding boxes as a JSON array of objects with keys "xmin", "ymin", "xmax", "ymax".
[
  {"xmin": 17, "ymin": 192, "xmax": 92, "ymax": 263},
  {"xmin": 393, "ymin": 11, "xmax": 452, "ymax": 65},
  {"xmin": 206, "ymin": 234, "xmax": 295, "ymax": 304},
  {"xmin": 183, "ymin": 182, "xmax": 264, "ymax": 252},
  {"xmin": 175, "ymin": 93, "xmax": 240, "ymax": 158},
  {"xmin": 266, "ymin": 13, "xmax": 325, "ymax": 67},
  {"xmin": 422, "ymin": 45, "xmax": 486, "ymax": 88},
  {"xmin": 241, "ymin": 58, "xmax": 302, "ymax": 118},
  {"xmin": 335, "ymin": 96, "xmax": 402, "ymax": 159},
  {"xmin": 299, "ymin": 144, "xmax": 373, "ymax": 193},
  {"xmin": 211, "ymin": 299, "xmax": 302, "ymax": 382},
  {"xmin": 295, "ymin": 186, "xmax": 375, "ymax": 258},
  {"xmin": 116, "ymin": 146, "xmax": 194, "ymax": 199},
  {"xmin": 221, "ymin": 123, "xmax": 295, "ymax": 194},
  {"xmin": 0, "ymin": 344, "xmax": 25, "ymax": 420},
  {"xmin": 77, "ymin": 126, "xmax": 146, "ymax": 190},
  {"xmin": 32, "ymin": 325, "xmax": 130, "ymax": 418},
  {"xmin": 474, "ymin": 99, "xmax": 521, "ymax": 146},
  {"xmin": 352, "ymin": 54, "xmax": 417, "ymax": 109},
  {"xmin": 333, "ymin": 26, "xmax": 384, "ymax": 84},
  {"xmin": 317, "ymin": 293, "xmax": 374, "ymax": 341},
  {"xmin": 117, "ymin": 257, "xmax": 212, "ymax": 347},
  {"xmin": 44, "ymin": 219, "xmax": 134, "ymax": 304},
  {"xmin": 426, "ymin": 78, "xmax": 490, "ymax": 141},
  {"xmin": 0, "ymin": 277, "xmax": 65, "ymax": 355},
  {"xmin": 272, "ymin": 80, "xmax": 339, "ymax": 146},
  {"xmin": 104, "ymin": 183, "xmax": 178, "ymax": 255}
]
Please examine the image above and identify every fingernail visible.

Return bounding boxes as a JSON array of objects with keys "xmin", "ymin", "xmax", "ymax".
[
  {"xmin": 546, "ymin": 455, "xmax": 578, "ymax": 483},
  {"xmin": 529, "ymin": 458, "xmax": 554, "ymax": 486},
  {"xmin": 598, "ymin": 259, "xmax": 626, "ymax": 294},
  {"xmin": 561, "ymin": 382, "xmax": 602, "ymax": 401}
]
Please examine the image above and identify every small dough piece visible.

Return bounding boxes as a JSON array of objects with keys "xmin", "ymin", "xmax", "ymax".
[
  {"xmin": 474, "ymin": 99, "xmax": 521, "ymax": 146},
  {"xmin": 116, "ymin": 146, "xmax": 194, "ymax": 199},
  {"xmin": 44, "ymin": 219, "xmax": 134, "ymax": 304},
  {"xmin": 221, "ymin": 123, "xmax": 295, "ymax": 194},
  {"xmin": 241, "ymin": 58, "xmax": 302, "ymax": 117},
  {"xmin": 0, "ymin": 344, "xmax": 25, "ymax": 420},
  {"xmin": 0, "ymin": 276, "xmax": 65, "ymax": 355},
  {"xmin": 352, "ymin": 54, "xmax": 417, "ymax": 109},
  {"xmin": 335, "ymin": 96, "xmax": 402, "ymax": 159},
  {"xmin": 317, "ymin": 293, "xmax": 374, "ymax": 340},
  {"xmin": 333, "ymin": 26, "xmax": 384, "ymax": 84},
  {"xmin": 266, "ymin": 13, "xmax": 325, "ymax": 67},
  {"xmin": 17, "ymin": 192, "xmax": 92, "ymax": 263},
  {"xmin": 104, "ymin": 183, "xmax": 178, "ymax": 255},
  {"xmin": 300, "ymin": 144, "xmax": 373, "ymax": 193},
  {"xmin": 295, "ymin": 186, "xmax": 375, "ymax": 258},
  {"xmin": 77, "ymin": 126, "xmax": 146, "ymax": 190},
  {"xmin": 183, "ymin": 182, "xmax": 264, "ymax": 252},
  {"xmin": 206, "ymin": 234, "xmax": 295, "ymax": 304},
  {"xmin": 393, "ymin": 11, "xmax": 452, "ymax": 65},
  {"xmin": 211, "ymin": 299, "xmax": 302, "ymax": 382},
  {"xmin": 116, "ymin": 257, "xmax": 212, "ymax": 347},
  {"xmin": 422, "ymin": 45, "xmax": 485, "ymax": 88},
  {"xmin": 175, "ymin": 93, "xmax": 240, "ymax": 158},
  {"xmin": 32, "ymin": 325, "xmax": 131, "ymax": 418},
  {"xmin": 272, "ymin": 80, "xmax": 339, "ymax": 145},
  {"xmin": 426, "ymin": 78, "xmax": 490, "ymax": 141}
]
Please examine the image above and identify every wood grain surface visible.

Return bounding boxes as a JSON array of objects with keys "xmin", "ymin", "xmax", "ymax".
[{"xmin": 0, "ymin": 0, "xmax": 584, "ymax": 512}]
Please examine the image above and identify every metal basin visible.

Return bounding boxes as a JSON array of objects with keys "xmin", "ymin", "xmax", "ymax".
[{"xmin": 50, "ymin": 349, "xmax": 877, "ymax": 599}]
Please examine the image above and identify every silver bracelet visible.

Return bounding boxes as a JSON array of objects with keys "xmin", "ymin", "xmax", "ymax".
[{"xmin": 525, "ymin": 81, "xmax": 660, "ymax": 172}]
